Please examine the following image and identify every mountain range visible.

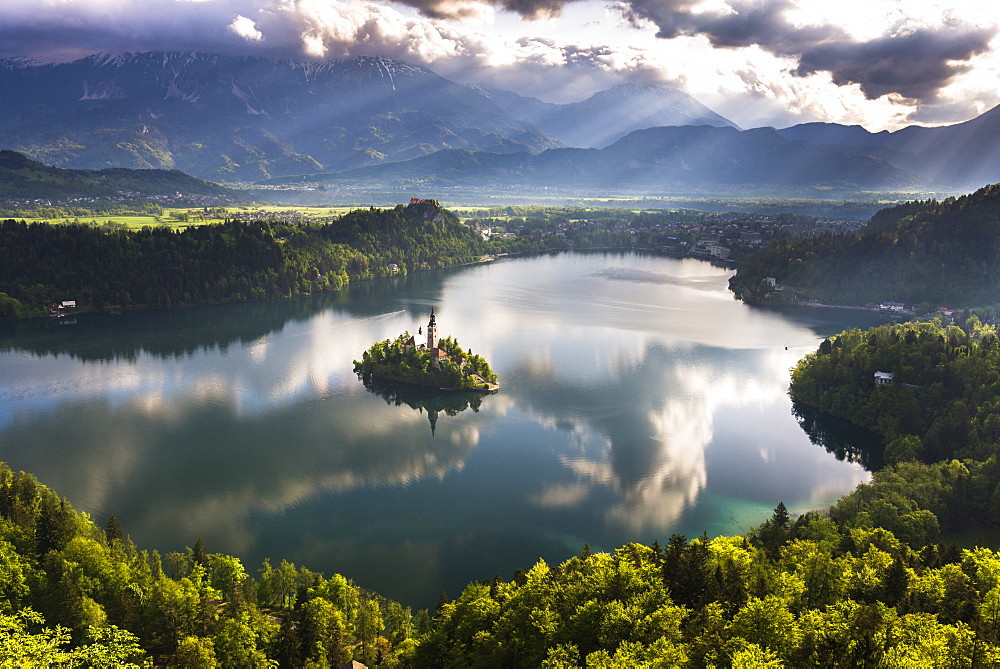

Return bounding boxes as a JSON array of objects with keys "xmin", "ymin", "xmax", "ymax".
[
  {"xmin": 470, "ymin": 83, "xmax": 737, "ymax": 148},
  {"xmin": 2, "ymin": 51, "xmax": 1000, "ymax": 192},
  {"xmin": 775, "ymin": 108, "xmax": 1000, "ymax": 190},
  {"xmin": 0, "ymin": 52, "xmax": 736, "ymax": 184},
  {"xmin": 283, "ymin": 126, "xmax": 911, "ymax": 191}
]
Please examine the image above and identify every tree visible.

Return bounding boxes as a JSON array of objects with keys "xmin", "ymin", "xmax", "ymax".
[
  {"xmin": 174, "ymin": 635, "xmax": 218, "ymax": 667},
  {"xmin": 726, "ymin": 596, "xmax": 800, "ymax": 660},
  {"xmin": 105, "ymin": 515, "xmax": 124, "ymax": 545},
  {"xmin": 191, "ymin": 538, "xmax": 209, "ymax": 570}
]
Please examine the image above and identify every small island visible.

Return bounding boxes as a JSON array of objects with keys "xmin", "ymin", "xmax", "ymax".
[{"xmin": 354, "ymin": 310, "xmax": 499, "ymax": 391}]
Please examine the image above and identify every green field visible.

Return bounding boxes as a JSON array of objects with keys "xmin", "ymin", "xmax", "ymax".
[{"xmin": 3, "ymin": 205, "xmax": 361, "ymax": 228}]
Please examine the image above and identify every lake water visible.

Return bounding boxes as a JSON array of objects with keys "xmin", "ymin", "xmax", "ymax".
[{"xmin": 0, "ymin": 251, "xmax": 890, "ymax": 608}]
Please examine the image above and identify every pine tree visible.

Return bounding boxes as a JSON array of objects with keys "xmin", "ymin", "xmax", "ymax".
[
  {"xmin": 105, "ymin": 514, "xmax": 124, "ymax": 544},
  {"xmin": 192, "ymin": 537, "xmax": 209, "ymax": 569}
]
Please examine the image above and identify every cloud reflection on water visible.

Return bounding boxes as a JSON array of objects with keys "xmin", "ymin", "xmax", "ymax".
[
  {"xmin": 511, "ymin": 338, "xmax": 809, "ymax": 535},
  {"xmin": 0, "ymin": 252, "xmax": 883, "ymax": 604}
]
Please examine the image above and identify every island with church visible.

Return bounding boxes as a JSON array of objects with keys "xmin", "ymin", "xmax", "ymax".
[{"xmin": 353, "ymin": 310, "xmax": 499, "ymax": 391}]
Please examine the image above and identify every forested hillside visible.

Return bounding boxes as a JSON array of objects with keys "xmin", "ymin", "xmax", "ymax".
[
  {"xmin": 0, "ymin": 150, "xmax": 240, "ymax": 201},
  {"xmin": 729, "ymin": 183, "xmax": 1000, "ymax": 306},
  {"xmin": 790, "ymin": 320, "xmax": 1000, "ymax": 493},
  {"xmin": 0, "ymin": 462, "xmax": 423, "ymax": 666},
  {"xmin": 0, "ymin": 202, "xmax": 490, "ymax": 320},
  {"xmin": 418, "ymin": 512, "xmax": 1000, "ymax": 667}
]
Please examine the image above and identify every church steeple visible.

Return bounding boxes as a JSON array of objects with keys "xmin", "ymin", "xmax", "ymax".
[{"xmin": 426, "ymin": 308, "xmax": 439, "ymax": 350}]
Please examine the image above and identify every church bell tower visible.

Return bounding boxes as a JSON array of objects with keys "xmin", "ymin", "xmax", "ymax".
[{"xmin": 427, "ymin": 309, "xmax": 439, "ymax": 350}]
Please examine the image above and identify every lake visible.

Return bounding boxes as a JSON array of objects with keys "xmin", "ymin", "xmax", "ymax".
[{"xmin": 0, "ymin": 251, "xmax": 891, "ymax": 608}]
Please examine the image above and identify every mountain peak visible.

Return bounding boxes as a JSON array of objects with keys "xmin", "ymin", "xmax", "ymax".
[
  {"xmin": 593, "ymin": 83, "xmax": 683, "ymax": 97},
  {"xmin": 0, "ymin": 51, "xmax": 558, "ymax": 181}
]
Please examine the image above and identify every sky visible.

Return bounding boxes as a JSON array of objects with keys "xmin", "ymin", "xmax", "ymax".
[{"xmin": 0, "ymin": 0, "xmax": 998, "ymax": 130}]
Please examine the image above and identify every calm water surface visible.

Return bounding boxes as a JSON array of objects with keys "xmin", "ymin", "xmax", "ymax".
[{"xmin": 0, "ymin": 252, "xmax": 889, "ymax": 607}]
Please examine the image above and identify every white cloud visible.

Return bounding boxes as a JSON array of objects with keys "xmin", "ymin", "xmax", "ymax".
[
  {"xmin": 0, "ymin": 0, "xmax": 997, "ymax": 129},
  {"xmin": 230, "ymin": 14, "xmax": 263, "ymax": 41}
]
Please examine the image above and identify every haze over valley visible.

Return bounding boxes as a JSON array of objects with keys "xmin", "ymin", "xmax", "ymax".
[{"xmin": 4, "ymin": 50, "xmax": 1000, "ymax": 200}]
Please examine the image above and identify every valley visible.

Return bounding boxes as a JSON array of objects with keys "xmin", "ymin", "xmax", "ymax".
[{"xmin": 4, "ymin": 22, "xmax": 1000, "ymax": 664}]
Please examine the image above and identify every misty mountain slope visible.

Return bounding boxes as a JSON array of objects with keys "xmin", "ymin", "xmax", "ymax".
[
  {"xmin": 285, "ymin": 124, "xmax": 915, "ymax": 189},
  {"xmin": 777, "ymin": 105, "xmax": 1000, "ymax": 188},
  {"xmin": 475, "ymin": 83, "xmax": 737, "ymax": 148},
  {"xmin": 0, "ymin": 52, "xmax": 562, "ymax": 182}
]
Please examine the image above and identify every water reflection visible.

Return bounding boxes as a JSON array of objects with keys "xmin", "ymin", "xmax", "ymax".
[
  {"xmin": 361, "ymin": 377, "xmax": 494, "ymax": 435},
  {"xmin": 512, "ymin": 343, "xmax": 710, "ymax": 532},
  {"xmin": 792, "ymin": 401, "xmax": 885, "ymax": 470},
  {"xmin": 0, "ymin": 269, "xmax": 459, "ymax": 363},
  {"xmin": 0, "ymin": 251, "xmax": 890, "ymax": 606},
  {"xmin": 0, "ymin": 386, "xmax": 481, "ymax": 555}
]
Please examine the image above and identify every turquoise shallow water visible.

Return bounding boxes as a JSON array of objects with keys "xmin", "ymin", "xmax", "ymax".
[{"xmin": 0, "ymin": 251, "xmax": 890, "ymax": 607}]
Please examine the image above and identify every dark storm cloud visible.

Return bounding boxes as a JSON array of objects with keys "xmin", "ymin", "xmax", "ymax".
[
  {"xmin": 795, "ymin": 25, "xmax": 996, "ymax": 100},
  {"xmin": 0, "ymin": 2, "xmax": 267, "ymax": 62},
  {"xmin": 615, "ymin": 0, "xmax": 997, "ymax": 101},
  {"xmin": 401, "ymin": 0, "xmax": 580, "ymax": 19},
  {"xmin": 400, "ymin": 0, "xmax": 997, "ymax": 104}
]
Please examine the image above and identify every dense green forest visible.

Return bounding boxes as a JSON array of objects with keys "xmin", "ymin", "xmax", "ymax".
[
  {"xmin": 419, "ymin": 511, "xmax": 1000, "ymax": 666},
  {"xmin": 355, "ymin": 333, "xmax": 498, "ymax": 391},
  {"xmin": 729, "ymin": 183, "xmax": 1000, "ymax": 306},
  {"xmin": 0, "ymin": 150, "xmax": 242, "ymax": 201},
  {"xmin": 0, "ymin": 462, "xmax": 424, "ymax": 666},
  {"xmin": 10, "ymin": 452, "xmax": 1000, "ymax": 666},
  {"xmin": 790, "ymin": 320, "xmax": 1000, "ymax": 523},
  {"xmin": 0, "ymin": 201, "xmax": 491, "ymax": 320},
  {"xmin": 0, "ymin": 197, "xmax": 867, "ymax": 321}
]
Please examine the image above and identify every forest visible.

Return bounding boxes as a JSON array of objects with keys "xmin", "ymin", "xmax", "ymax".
[
  {"xmin": 0, "ymin": 462, "xmax": 424, "ymax": 666},
  {"xmin": 728, "ymin": 182, "xmax": 1000, "ymax": 306},
  {"xmin": 0, "ymin": 201, "xmax": 491, "ymax": 320},
  {"xmin": 0, "ymin": 150, "xmax": 241, "ymax": 201},
  {"xmin": 0, "ymin": 198, "xmax": 860, "ymax": 322},
  {"xmin": 789, "ymin": 319, "xmax": 1000, "ymax": 527}
]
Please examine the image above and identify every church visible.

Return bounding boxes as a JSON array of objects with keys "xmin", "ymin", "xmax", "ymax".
[{"xmin": 401, "ymin": 309, "xmax": 463, "ymax": 370}]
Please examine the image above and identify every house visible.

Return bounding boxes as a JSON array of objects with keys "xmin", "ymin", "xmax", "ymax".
[
  {"xmin": 879, "ymin": 302, "xmax": 905, "ymax": 312},
  {"xmin": 60, "ymin": 300, "xmax": 76, "ymax": 309},
  {"xmin": 874, "ymin": 371, "xmax": 894, "ymax": 386},
  {"xmin": 387, "ymin": 263, "xmax": 399, "ymax": 273},
  {"xmin": 709, "ymin": 245, "xmax": 731, "ymax": 260},
  {"xmin": 341, "ymin": 661, "xmax": 368, "ymax": 669}
]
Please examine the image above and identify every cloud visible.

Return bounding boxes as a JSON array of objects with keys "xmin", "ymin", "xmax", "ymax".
[
  {"xmin": 398, "ymin": 0, "xmax": 574, "ymax": 20},
  {"xmin": 794, "ymin": 23, "xmax": 995, "ymax": 100},
  {"xmin": 0, "ymin": 0, "xmax": 996, "ymax": 129},
  {"xmin": 230, "ymin": 15, "xmax": 263, "ymax": 42},
  {"xmin": 615, "ymin": 0, "xmax": 997, "ymax": 102}
]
